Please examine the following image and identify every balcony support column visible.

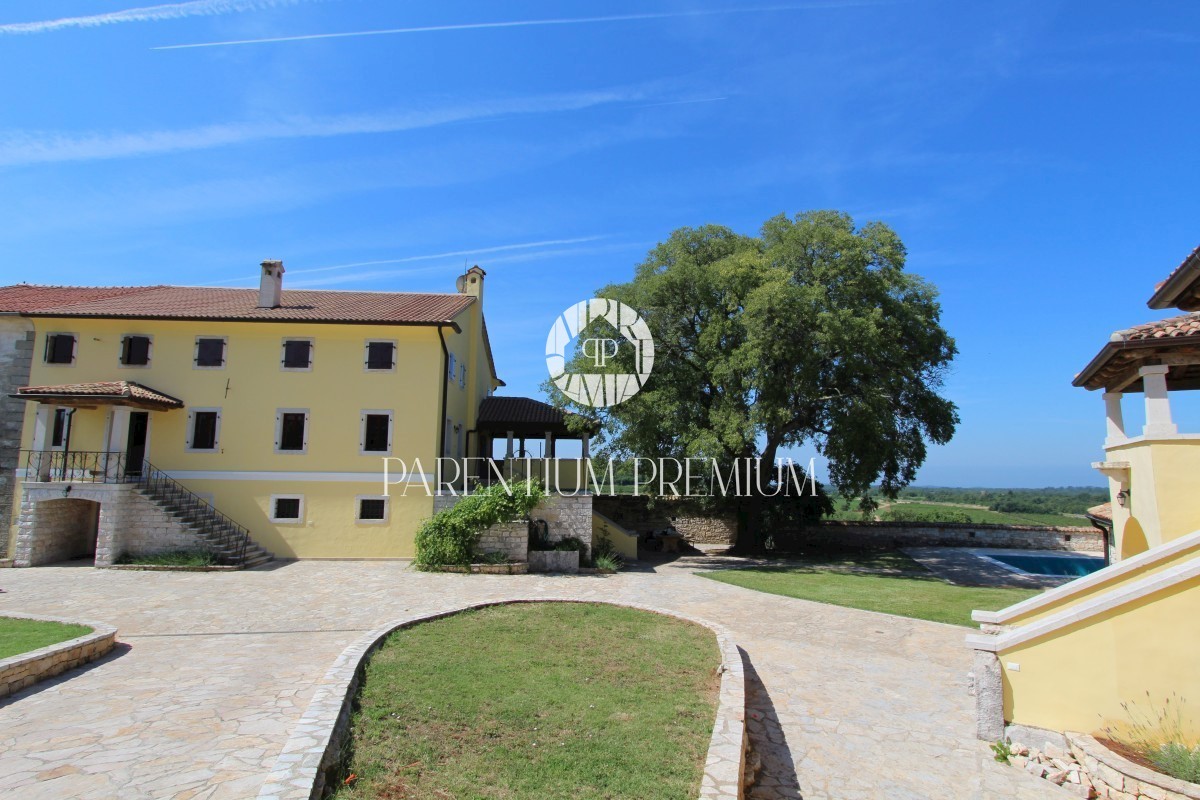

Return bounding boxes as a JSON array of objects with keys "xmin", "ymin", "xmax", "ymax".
[
  {"xmin": 1140, "ymin": 365, "xmax": 1178, "ymax": 438},
  {"xmin": 581, "ymin": 434, "xmax": 590, "ymax": 459},
  {"xmin": 105, "ymin": 407, "xmax": 132, "ymax": 480},
  {"xmin": 31, "ymin": 405, "xmax": 56, "ymax": 481},
  {"xmin": 1103, "ymin": 392, "xmax": 1126, "ymax": 447}
]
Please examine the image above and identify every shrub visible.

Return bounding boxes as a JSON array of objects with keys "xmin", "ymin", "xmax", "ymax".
[
  {"xmin": 593, "ymin": 552, "xmax": 622, "ymax": 571},
  {"xmin": 1102, "ymin": 692, "xmax": 1200, "ymax": 783},
  {"xmin": 553, "ymin": 536, "xmax": 586, "ymax": 553},
  {"xmin": 415, "ymin": 480, "xmax": 545, "ymax": 569},
  {"xmin": 881, "ymin": 508, "xmax": 973, "ymax": 524}
]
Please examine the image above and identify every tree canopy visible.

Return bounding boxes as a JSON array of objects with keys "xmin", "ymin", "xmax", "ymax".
[{"xmin": 550, "ymin": 210, "xmax": 959, "ymax": 549}]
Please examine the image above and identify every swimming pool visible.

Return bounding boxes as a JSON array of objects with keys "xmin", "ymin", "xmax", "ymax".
[{"xmin": 988, "ymin": 552, "xmax": 1105, "ymax": 577}]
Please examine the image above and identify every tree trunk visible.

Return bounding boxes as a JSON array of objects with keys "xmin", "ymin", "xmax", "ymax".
[{"xmin": 734, "ymin": 437, "xmax": 781, "ymax": 554}]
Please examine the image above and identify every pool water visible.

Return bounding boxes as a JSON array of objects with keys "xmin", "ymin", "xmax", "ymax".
[{"xmin": 989, "ymin": 553, "xmax": 1105, "ymax": 577}]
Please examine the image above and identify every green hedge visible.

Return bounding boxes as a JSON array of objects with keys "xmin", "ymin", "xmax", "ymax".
[{"xmin": 415, "ymin": 480, "xmax": 546, "ymax": 569}]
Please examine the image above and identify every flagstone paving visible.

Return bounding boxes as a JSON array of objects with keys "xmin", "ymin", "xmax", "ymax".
[{"xmin": 0, "ymin": 558, "xmax": 1067, "ymax": 799}]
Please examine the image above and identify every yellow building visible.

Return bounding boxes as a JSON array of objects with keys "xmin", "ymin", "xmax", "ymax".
[
  {"xmin": 3, "ymin": 261, "xmax": 510, "ymax": 564},
  {"xmin": 969, "ymin": 245, "xmax": 1200, "ymax": 744}
]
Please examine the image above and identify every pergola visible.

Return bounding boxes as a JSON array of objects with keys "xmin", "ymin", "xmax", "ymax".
[{"xmin": 473, "ymin": 396, "xmax": 599, "ymax": 461}]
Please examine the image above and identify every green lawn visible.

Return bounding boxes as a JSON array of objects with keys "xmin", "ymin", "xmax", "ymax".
[
  {"xmin": 699, "ymin": 565, "xmax": 1038, "ymax": 626},
  {"xmin": 115, "ymin": 549, "xmax": 217, "ymax": 567},
  {"xmin": 0, "ymin": 617, "xmax": 92, "ymax": 660},
  {"xmin": 333, "ymin": 603, "xmax": 719, "ymax": 800}
]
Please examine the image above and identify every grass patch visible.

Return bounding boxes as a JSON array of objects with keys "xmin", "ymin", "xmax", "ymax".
[
  {"xmin": 333, "ymin": 603, "xmax": 719, "ymax": 800},
  {"xmin": 115, "ymin": 550, "xmax": 217, "ymax": 567},
  {"xmin": 699, "ymin": 566, "xmax": 1037, "ymax": 626},
  {"xmin": 0, "ymin": 617, "xmax": 92, "ymax": 659},
  {"xmin": 829, "ymin": 499, "xmax": 1086, "ymax": 527}
]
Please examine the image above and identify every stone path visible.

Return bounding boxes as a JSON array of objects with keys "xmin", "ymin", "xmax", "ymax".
[{"xmin": 0, "ymin": 558, "xmax": 1068, "ymax": 799}]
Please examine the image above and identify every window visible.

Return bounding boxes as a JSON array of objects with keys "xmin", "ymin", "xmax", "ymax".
[
  {"xmin": 44, "ymin": 333, "xmax": 76, "ymax": 365},
  {"xmin": 360, "ymin": 411, "xmax": 392, "ymax": 454},
  {"xmin": 195, "ymin": 337, "xmax": 226, "ymax": 368},
  {"xmin": 121, "ymin": 335, "xmax": 151, "ymax": 366},
  {"xmin": 269, "ymin": 495, "xmax": 304, "ymax": 523},
  {"xmin": 281, "ymin": 339, "xmax": 313, "ymax": 371},
  {"xmin": 275, "ymin": 409, "xmax": 309, "ymax": 453},
  {"xmin": 365, "ymin": 340, "xmax": 396, "ymax": 371},
  {"xmin": 51, "ymin": 408, "xmax": 68, "ymax": 448},
  {"xmin": 187, "ymin": 409, "xmax": 220, "ymax": 451},
  {"xmin": 356, "ymin": 496, "xmax": 389, "ymax": 523}
]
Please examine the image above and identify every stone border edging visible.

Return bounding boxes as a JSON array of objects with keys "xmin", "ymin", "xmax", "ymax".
[
  {"xmin": 1067, "ymin": 732, "xmax": 1200, "ymax": 799},
  {"xmin": 0, "ymin": 612, "xmax": 117, "ymax": 699},
  {"xmin": 99, "ymin": 564, "xmax": 242, "ymax": 572},
  {"xmin": 256, "ymin": 599, "xmax": 747, "ymax": 800}
]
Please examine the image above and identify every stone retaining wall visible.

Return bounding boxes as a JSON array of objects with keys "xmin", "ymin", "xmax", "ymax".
[
  {"xmin": 806, "ymin": 521, "xmax": 1101, "ymax": 553},
  {"xmin": 477, "ymin": 521, "xmax": 527, "ymax": 562},
  {"xmin": 1008, "ymin": 730, "xmax": 1200, "ymax": 800},
  {"xmin": 0, "ymin": 612, "xmax": 117, "ymax": 699},
  {"xmin": 256, "ymin": 599, "xmax": 746, "ymax": 800}
]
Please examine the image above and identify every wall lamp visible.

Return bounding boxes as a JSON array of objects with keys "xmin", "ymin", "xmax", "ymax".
[{"xmin": 1116, "ymin": 489, "xmax": 1130, "ymax": 508}]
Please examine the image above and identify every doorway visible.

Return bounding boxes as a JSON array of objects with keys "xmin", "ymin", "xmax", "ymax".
[{"xmin": 125, "ymin": 411, "xmax": 149, "ymax": 476}]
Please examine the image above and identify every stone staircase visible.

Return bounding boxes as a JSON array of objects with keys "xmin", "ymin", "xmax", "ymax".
[{"xmin": 134, "ymin": 464, "xmax": 272, "ymax": 568}]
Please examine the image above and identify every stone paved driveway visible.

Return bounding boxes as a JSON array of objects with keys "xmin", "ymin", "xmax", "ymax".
[{"xmin": 0, "ymin": 558, "xmax": 1067, "ymax": 800}]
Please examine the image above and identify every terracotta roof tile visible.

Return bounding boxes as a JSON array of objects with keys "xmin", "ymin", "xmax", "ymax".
[
  {"xmin": 0, "ymin": 284, "xmax": 155, "ymax": 313},
  {"xmin": 1119, "ymin": 312, "xmax": 1200, "ymax": 341},
  {"xmin": 18, "ymin": 285, "xmax": 474, "ymax": 326},
  {"xmin": 1087, "ymin": 502, "xmax": 1112, "ymax": 522},
  {"xmin": 15, "ymin": 381, "xmax": 184, "ymax": 409},
  {"xmin": 1148, "ymin": 244, "xmax": 1200, "ymax": 310}
]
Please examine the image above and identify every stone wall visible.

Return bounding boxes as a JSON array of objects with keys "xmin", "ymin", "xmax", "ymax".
[
  {"xmin": 593, "ymin": 495, "xmax": 1101, "ymax": 552},
  {"xmin": 803, "ymin": 521, "xmax": 1102, "ymax": 553},
  {"xmin": 433, "ymin": 492, "xmax": 594, "ymax": 559},
  {"xmin": 1008, "ymin": 731, "xmax": 1200, "ymax": 800},
  {"xmin": 476, "ymin": 520, "xmax": 527, "ymax": 561},
  {"xmin": 0, "ymin": 319, "xmax": 35, "ymax": 559},
  {"xmin": 0, "ymin": 612, "xmax": 117, "ymax": 699},
  {"xmin": 14, "ymin": 483, "xmax": 215, "ymax": 567}
]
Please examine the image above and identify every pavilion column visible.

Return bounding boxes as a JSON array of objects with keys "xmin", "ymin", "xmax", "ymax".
[
  {"xmin": 544, "ymin": 432, "xmax": 553, "ymax": 459},
  {"xmin": 31, "ymin": 405, "xmax": 56, "ymax": 481},
  {"xmin": 505, "ymin": 431, "xmax": 514, "ymax": 459},
  {"xmin": 1140, "ymin": 365, "xmax": 1178, "ymax": 438},
  {"xmin": 1103, "ymin": 392, "xmax": 1126, "ymax": 447},
  {"xmin": 106, "ymin": 407, "xmax": 133, "ymax": 479},
  {"xmin": 581, "ymin": 434, "xmax": 590, "ymax": 459}
]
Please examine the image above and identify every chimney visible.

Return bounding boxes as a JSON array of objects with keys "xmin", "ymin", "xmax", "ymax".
[
  {"xmin": 258, "ymin": 260, "xmax": 285, "ymax": 308},
  {"xmin": 455, "ymin": 265, "xmax": 485, "ymax": 305}
]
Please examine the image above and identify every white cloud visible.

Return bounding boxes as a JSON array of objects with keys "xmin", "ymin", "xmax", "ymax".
[
  {"xmin": 152, "ymin": 2, "xmax": 890, "ymax": 50},
  {"xmin": 0, "ymin": 89, "xmax": 638, "ymax": 167},
  {"xmin": 0, "ymin": 0, "xmax": 313, "ymax": 35}
]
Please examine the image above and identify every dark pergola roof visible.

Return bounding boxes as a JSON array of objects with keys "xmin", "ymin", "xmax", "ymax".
[{"xmin": 476, "ymin": 396, "xmax": 598, "ymax": 438}]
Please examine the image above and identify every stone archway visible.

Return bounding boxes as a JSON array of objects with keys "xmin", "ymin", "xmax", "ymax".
[
  {"xmin": 14, "ymin": 484, "xmax": 132, "ymax": 567},
  {"xmin": 21, "ymin": 498, "xmax": 100, "ymax": 566}
]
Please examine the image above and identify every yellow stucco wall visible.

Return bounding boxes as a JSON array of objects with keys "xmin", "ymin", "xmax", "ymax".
[
  {"xmin": 9, "ymin": 289, "xmax": 499, "ymax": 558},
  {"xmin": 1105, "ymin": 438, "xmax": 1200, "ymax": 557},
  {"xmin": 998, "ymin": 571, "xmax": 1200, "ymax": 739}
]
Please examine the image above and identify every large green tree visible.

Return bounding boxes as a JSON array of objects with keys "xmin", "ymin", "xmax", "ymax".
[{"xmin": 553, "ymin": 211, "xmax": 958, "ymax": 551}]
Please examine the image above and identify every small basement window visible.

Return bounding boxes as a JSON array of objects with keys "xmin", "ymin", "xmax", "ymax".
[
  {"xmin": 121, "ymin": 335, "xmax": 152, "ymax": 366},
  {"xmin": 45, "ymin": 333, "xmax": 76, "ymax": 365},
  {"xmin": 282, "ymin": 339, "xmax": 313, "ymax": 370},
  {"xmin": 357, "ymin": 497, "xmax": 388, "ymax": 522},
  {"xmin": 270, "ymin": 495, "xmax": 304, "ymax": 523}
]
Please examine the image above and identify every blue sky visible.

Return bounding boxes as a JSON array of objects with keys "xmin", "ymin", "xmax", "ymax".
[{"xmin": 1, "ymin": 1, "xmax": 1198, "ymax": 487}]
